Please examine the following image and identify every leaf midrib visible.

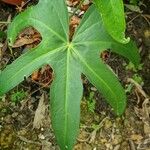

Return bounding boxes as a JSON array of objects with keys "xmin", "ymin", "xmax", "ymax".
[
  {"xmin": 52, "ymin": 2, "xmax": 69, "ymax": 41},
  {"xmin": 1, "ymin": 45, "xmax": 66, "ymax": 86},
  {"xmin": 73, "ymin": 41, "xmax": 111, "ymax": 45},
  {"xmin": 29, "ymin": 18, "xmax": 67, "ymax": 42},
  {"xmin": 73, "ymin": 22, "xmax": 100, "ymax": 41},
  {"xmin": 72, "ymin": 47, "xmax": 118, "ymax": 111},
  {"xmin": 64, "ymin": 48, "xmax": 70, "ymax": 146},
  {"xmin": 73, "ymin": 9, "xmax": 95, "ymax": 38}
]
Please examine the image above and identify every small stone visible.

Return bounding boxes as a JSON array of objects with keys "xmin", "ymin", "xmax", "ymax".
[
  {"xmin": 12, "ymin": 112, "xmax": 18, "ymax": 118},
  {"xmin": 38, "ymin": 133, "xmax": 45, "ymax": 140},
  {"xmin": 41, "ymin": 128, "xmax": 44, "ymax": 131},
  {"xmin": 91, "ymin": 87, "xmax": 97, "ymax": 91}
]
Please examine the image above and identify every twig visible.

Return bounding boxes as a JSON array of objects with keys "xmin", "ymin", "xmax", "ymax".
[
  {"xmin": 141, "ymin": 14, "xmax": 150, "ymax": 26},
  {"xmin": 77, "ymin": 136, "xmax": 90, "ymax": 142},
  {"xmin": 8, "ymin": 46, "xmax": 15, "ymax": 60},
  {"xmin": 127, "ymin": 14, "xmax": 140, "ymax": 25},
  {"xmin": 17, "ymin": 135, "xmax": 42, "ymax": 145},
  {"xmin": 127, "ymin": 13, "xmax": 150, "ymax": 26},
  {"xmin": 0, "ymin": 21, "xmax": 11, "ymax": 24},
  {"xmin": 127, "ymin": 78, "xmax": 148, "ymax": 98},
  {"xmin": 77, "ymin": 117, "xmax": 109, "ymax": 143},
  {"xmin": 16, "ymin": 0, "xmax": 31, "ymax": 12},
  {"xmin": 128, "ymin": 139, "xmax": 136, "ymax": 150}
]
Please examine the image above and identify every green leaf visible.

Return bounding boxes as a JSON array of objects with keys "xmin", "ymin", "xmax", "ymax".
[
  {"xmin": 72, "ymin": 6, "xmax": 138, "ymax": 115},
  {"xmin": 0, "ymin": 1, "xmax": 140, "ymax": 149},
  {"xmin": 50, "ymin": 52, "xmax": 83, "ymax": 149},
  {"xmin": 94, "ymin": 0, "xmax": 130, "ymax": 44}
]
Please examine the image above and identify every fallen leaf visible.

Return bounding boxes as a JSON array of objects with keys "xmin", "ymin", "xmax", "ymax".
[
  {"xmin": 31, "ymin": 70, "xmax": 40, "ymax": 81},
  {"xmin": 69, "ymin": 16, "xmax": 81, "ymax": 40},
  {"xmin": 33, "ymin": 93, "xmax": 47, "ymax": 129},
  {"xmin": 12, "ymin": 27, "xmax": 41, "ymax": 48},
  {"xmin": 1, "ymin": 0, "xmax": 23, "ymax": 5}
]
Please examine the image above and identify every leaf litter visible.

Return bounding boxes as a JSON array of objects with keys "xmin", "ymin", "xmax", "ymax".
[{"xmin": 33, "ymin": 93, "xmax": 47, "ymax": 129}]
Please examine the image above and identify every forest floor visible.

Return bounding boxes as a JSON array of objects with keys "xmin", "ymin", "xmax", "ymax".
[{"xmin": 0, "ymin": 0, "xmax": 150, "ymax": 150}]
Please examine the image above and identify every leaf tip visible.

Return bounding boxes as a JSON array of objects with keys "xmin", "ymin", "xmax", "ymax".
[{"xmin": 121, "ymin": 36, "xmax": 130, "ymax": 44}]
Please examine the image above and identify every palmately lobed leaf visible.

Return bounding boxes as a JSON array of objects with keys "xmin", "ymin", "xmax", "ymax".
[{"xmin": 0, "ymin": 0, "xmax": 140, "ymax": 149}]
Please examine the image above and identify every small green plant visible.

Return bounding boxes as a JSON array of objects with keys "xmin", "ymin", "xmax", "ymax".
[
  {"xmin": 132, "ymin": 74, "xmax": 143, "ymax": 85},
  {"xmin": 0, "ymin": 0, "xmax": 140, "ymax": 149},
  {"xmin": 129, "ymin": 0, "xmax": 139, "ymax": 5},
  {"xmin": 10, "ymin": 90, "xmax": 26, "ymax": 104},
  {"xmin": 125, "ymin": 83, "xmax": 133, "ymax": 93},
  {"xmin": 125, "ymin": 62, "xmax": 143, "ymax": 72},
  {"xmin": 87, "ymin": 92, "xmax": 96, "ymax": 113},
  {"xmin": 125, "ymin": 74, "xmax": 143, "ymax": 93}
]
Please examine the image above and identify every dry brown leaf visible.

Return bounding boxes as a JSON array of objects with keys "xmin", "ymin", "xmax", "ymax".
[
  {"xmin": 1, "ymin": 0, "xmax": 23, "ymax": 6},
  {"xmin": 68, "ymin": 0, "xmax": 80, "ymax": 6},
  {"xmin": 12, "ymin": 27, "xmax": 41, "ymax": 48},
  {"xmin": 31, "ymin": 70, "xmax": 40, "ymax": 81},
  {"xmin": 12, "ymin": 37, "xmax": 38, "ymax": 48},
  {"xmin": 134, "ymin": 98, "xmax": 150, "ymax": 135},
  {"xmin": 69, "ymin": 16, "xmax": 81, "ymax": 40},
  {"xmin": 80, "ymin": 4, "xmax": 89, "ymax": 11},
  {"xmin": 70, "ymin": 16, "xmax": 81, "ymax": 26},
  {"xmin": 33, "ymin": 93, "xmax": 47, "ymax": 129}
]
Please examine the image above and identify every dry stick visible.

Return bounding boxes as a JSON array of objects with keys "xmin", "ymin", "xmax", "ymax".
[
  {"xmin": 0, "ymin": 21, "xmax": 11, "ymax": 24},
  {"xmin": 17, "ymin": 135, "xmax": 42, "ymax": 145},
  {"xmin": 16, "ymin": 0, "xmax": 31, "ymax": 12},
  {"xmin": 28, "ymin": 80, "xmax": 51, "ymax": 97},
  {"xmin": 77, "ymin": 117, "xmax": 109, "ymax": 143},
  {"xmin": 70, "ymin": 0, "xmax": 85, "ymax": 19},
  {"xmin": 127, "ymin": 78, "xmax": 148, "ymax": 98},
  {"xmin": 0, "ymin": 21, "xmax": 15, "ymax": 59},
  {"xmin": 127, "ymin": 14, "xmax": 140, "ymax": 25},
  {"xmin": 128, "ymin": 139, "xmax": 136, "ymax": 150},
  {"xmin": 127, "ymin": 13, "xmax": 150, "ymax": 26},
  {"xmin": 22, "ymin": 0, "xmax": 31, "ymax": 6},
  {"xmin": 141, "ymin": 14, "xmax": 150, "ymax": 26}
]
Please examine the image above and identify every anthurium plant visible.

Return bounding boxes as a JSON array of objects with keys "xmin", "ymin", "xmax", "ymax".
[{"xmin": 0, "ymin": 0, "xmax": 140, "ymax": 149}]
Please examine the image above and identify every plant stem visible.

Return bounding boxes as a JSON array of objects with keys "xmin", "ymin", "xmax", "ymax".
[{"xmin": 70, "ymin": 0, "xmax": 85, "ymax": 19}]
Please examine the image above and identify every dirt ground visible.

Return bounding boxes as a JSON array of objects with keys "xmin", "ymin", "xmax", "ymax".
[{"xmin": 0, "ymin": 0, "xmax": 150, "ymax": 150}]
